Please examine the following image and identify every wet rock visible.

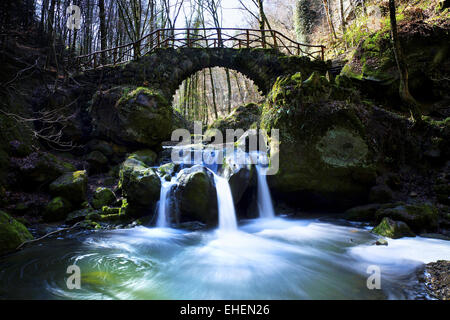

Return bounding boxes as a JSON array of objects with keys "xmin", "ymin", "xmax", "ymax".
[
  {"xmin": 371, "ymin": 217, "xmax": 415, "ymax": 239},
  {"xmin": 375, "ymin": 203, "xmax": 439, "ymax": 232},
  {"xmin": 128, "ymin": 149, "xmax": 158, "ymax": 166},
  {"xmin": 344, "ymin": 203, "xmax": 381, "ymax": 221},
  {"xmin": 92, "ymin": 187, "xmax": 116, "ymax": 210},
  {"xmin": 118, "ymin": 158, "xmax": 161, "ymax": 217},
  {"xmin": 49, "ymin": 170, "xmax": 88, "ymax": 205},
  {"xmin": 375, "ymin": 238, "xmax": 388, "ymax": 246},
  {"xmin": 424, "ymin": 260, "xmax": 449, "ymax": 300},
  {"xmin": 261, "ymin": 75, "xmax": 376, "ymax": 209},
  {"xmin": 176, "ymin": 166, "xmax": 217, "ymax": 225},
  {"xmin": 66, "ymin": 208, "xmax": 97, "ymax": 224},
  {"xmin": 43, "ymin": 197, "xmax": 73, "ymax": 222},
  {"xmin": 0, "ymin": 210, "xmax": 33, "ymax": 255}
]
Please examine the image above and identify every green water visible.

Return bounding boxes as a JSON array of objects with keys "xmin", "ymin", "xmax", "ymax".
[{"xmin": 0, "ymin": 217, "xmax": 448, "ymax": 299}]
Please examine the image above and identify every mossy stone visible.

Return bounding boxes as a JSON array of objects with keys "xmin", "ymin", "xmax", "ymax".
[
  {"xmin": 372, "ymin": 217, "xmax": 415, "ymax": 239},
  {"xmin": 49, "ymin": 170, "xmax": 88, "ymax": 204},
  {"xmin": 43, "ymin": 197, "xmax": 73, "ymax": 222},
  {"xmin": 92, "ymin": 187, "xmax": 116, "ymax": 210},
  {"xmin": 0, "ymin": 210, "xmax": 33, "ymax": 255}
]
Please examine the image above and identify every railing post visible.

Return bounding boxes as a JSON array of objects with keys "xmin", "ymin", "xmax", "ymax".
[
  {"xmin": 157, "ymin": 30, "xmax": 160, "ymax": 48},
  {"xmin": 246, "ymin": 29, "xmax": 250, "ymax": 48},
  {"xmin": 297, "ymin": 44, "xmax": 300, "ymax": 56},
  {"xmin": 321, "ymin": 46, "xmax": 325, "ymax": 61},
  {"xmin": 261, "ymin": 30, "xmax": 266, "ymax": 48},
  {"xmin": 187, "ymin": 29, "xmax": 190, "ymax": 47},
  {"xmin": 272, "ymin": 32, "xmax": 277, "ymax": 49},
  {"xmin": 93, "ymin": 54, "xmax": 97, "ymax": 69},
  {"xmin": 217, "ymin": 28, "xmax": 222, "ymax": 47}
]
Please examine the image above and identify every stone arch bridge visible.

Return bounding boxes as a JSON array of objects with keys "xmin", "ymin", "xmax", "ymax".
[{"xmin": 74, "ymin": 28, "xmax": 329, "ymax": 101}]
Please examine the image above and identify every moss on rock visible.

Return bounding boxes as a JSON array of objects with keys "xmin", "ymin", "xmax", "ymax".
[
  {"xmin": 49, "ymin": 170, "xmax": 88, "ymax": 205},
  {"xmin": 0, "ymin": 210, "xmax": 33, "ymax": 255},
  {"xmin": 43, "ymin": 197, "xmax": 73, "ymax": 222},
  {"xmin": 118, "ymin": 158, "xmax": 161, "ymax": 217},
  {"xmin": 92, "ymin": 187, "xmax": 116, "ymax": 210},
  {"xmin": 372, "ymin": 217, "xmax": 415, "ymax": 239}
]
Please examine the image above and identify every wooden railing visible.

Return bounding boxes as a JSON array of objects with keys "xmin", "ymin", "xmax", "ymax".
[{"xmin": 73, "ymin": 28, "xmax": 326, "ymax": 71}]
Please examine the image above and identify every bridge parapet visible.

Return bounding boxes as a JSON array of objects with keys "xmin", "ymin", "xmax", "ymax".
[
  {"xmin": 79, "ymin": 47, "xmax": 329, "ymax": 102},
  {"xmin": 73, "ymin": 28, "xmax": 326, "ymax": 71}
]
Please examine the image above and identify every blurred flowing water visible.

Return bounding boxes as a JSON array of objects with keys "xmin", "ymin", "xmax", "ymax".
[{"xmin": 1, "ymin": 217, "xmax": 448, "ymax": 300}]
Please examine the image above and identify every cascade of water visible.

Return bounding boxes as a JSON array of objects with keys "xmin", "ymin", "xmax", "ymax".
[
  {"xmin": 156, "ymin": 178, "xmax": 176, "ymax": 228},
  {"xmin": 213, "ymin": 173, "xmax": 238, "ymax": 231},
  {"xmin": 255, "ymin": 165, "xmax": 275, "ymax": 219}
]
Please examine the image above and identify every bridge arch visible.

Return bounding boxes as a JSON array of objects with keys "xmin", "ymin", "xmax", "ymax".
[{"xmin": 89, "ymin": 47, "xmax": 329, "ymax": 103}]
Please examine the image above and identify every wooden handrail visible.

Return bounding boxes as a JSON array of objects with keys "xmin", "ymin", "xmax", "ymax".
[{"xmin": 73, "ymin": 28, "xmax": 326, "ymax": 70}]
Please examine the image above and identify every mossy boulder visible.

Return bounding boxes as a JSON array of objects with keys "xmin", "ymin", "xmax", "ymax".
[
  {"xmin": 87, "ymin": 139, "xmax": 114, "ymax": 157},
  {"xmin": 375, "ymin": 203, "xmax": 440, "ymax": 232},
  {"xmin": 372, "ymin": 217, "xmax": 415, "ymax": 239},
  {"xmin": 66, "ymin": 208, "xmax": 98, "ymax": 224},
  {"xmin": 43, "ymin": 197, "xmax": 73, "ymax": 222},
  {"xmin": 344, "ymin": 203, "xmax": 382, "ymax": 221},
  {"xmin": 128, "ymin": 149, "xmax": 158, "ymax": 166},
  {"xmin": 208, "ymin": 103, "xmax": 262, "ymax": 135},
  {"xmin": 118, "ymin": 157, "xmax": 161, "ymax": 217},
  {"xmin": 221, "ymin": 154, "xmax": 256, "ymax": 205},
  {"xmin": 89, "ymin": 86, "xmax": 173, "ymax": 148},
  {"xmin": 158, "ymin": 162, "xmax": 180, "ymax": 181},
  {"xmin": 175, "ymin": 166, "xmax": 217, "ymax": 225},
  {"xmin": 260, "ymin": 73, "xmax": 376, "ymax": 209},
  {"xmin": 15, "ymin": 152, "xmax": 76, "ymax": 186},
  {"xmin": 49, "ymin": 170, "xmax": 88, "ymax": 205},
  {"xmin": 92, "ymin": 187, "xmax": 116, "ymax": 210},
  {"xmin": 86, "ymin": 151, "xmax": 108, "ymax": 172},
  {"xmin": 0, "ymin": 210, "xmax": 33, "ymax": 255}
]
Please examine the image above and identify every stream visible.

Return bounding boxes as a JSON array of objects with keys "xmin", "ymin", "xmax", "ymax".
[{"xmin": 0, "ymin": 147, "xmax": 449, "ymax": 300}]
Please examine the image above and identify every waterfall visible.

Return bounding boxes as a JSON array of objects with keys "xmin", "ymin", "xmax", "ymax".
[
  {"xmin": 213, "ymin": 173, "xmax": 238, "ymax": 231},
  {"xmin": 255, "ymin": 165, "xmax": 275, "ymax": 219},
  {"xmin": 156, "ymin": 179, "xmax": 176, "ymax": 228}
]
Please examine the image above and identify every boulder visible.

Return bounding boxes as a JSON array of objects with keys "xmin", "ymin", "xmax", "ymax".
[
  {"xmin": 128, "ymin": 149, "xmax": 158, "ymax": 166},
  {"xmin": 344, "ymin": 203, "xmax": 381, "ymax": 221},
  {"xmin": 15, "ymin": 152, "xmax": 76, "ymax": 186},
  {"xmin": 222, "ymin": 154, "xmax": 255, "ymax": 204},
  {"xmin": 0, "ymin": 210, "xmax": 33, "ymax": 255},
  {"xmin": 208, "ymin": 103, "xmax": 261, "ymax": 135},
  {"xmin": 86, "ymin": 151, "xmax": 108, "ymax": 172},
  {"xmin": 43, "ymin": 197, "xmax": 73, "ymax": 222},
  {"xmin": 118, "ymin": 157, "xmax": 161, "ymax": 217},
  {"xmin": 260, "ymin": 73, "xmax": 376, "ymax": 209},
  {"xmin": 86, "ymin": 139, "xmax": 114, "ymax": 157},
  {"xmin": 49, "ymin": 170, "xmax": 88, "ymax": 205},
  {"xmin": 89, "ymin": 86, "xmax": 173, "ymax": 148},
  {"xmin": 372, "ymin": 217, "xmax": 415, "ymax": 239},
  {"xmin": 375, "ymin": 203, "xmax": 439, "ymax": 232},
  {"xmin": 175, "ymin": 166, "xmax": 217, "ymax": 225},
  {"xmin": 66, "ymin": 208, "xmax": 98, "ymax": 224},
  {"xmin": 369, "ymin": 184, "xmax": 394, "ymax": 203},
  {"xmin": 92, "ymin": 187, "xmax": 116, "ymax": 210}
]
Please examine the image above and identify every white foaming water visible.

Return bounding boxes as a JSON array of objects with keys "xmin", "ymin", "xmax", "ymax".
[
  {"xmin": 255, "ymin": 165, "xmax": 275, "ymax": 219},
  {"xmin": 213, "ymin": 173, "xmax": 238, "ymax": 231},
  {"xmin": 156, "ymin": 178, "xmax": 176, "ymax": 228}
]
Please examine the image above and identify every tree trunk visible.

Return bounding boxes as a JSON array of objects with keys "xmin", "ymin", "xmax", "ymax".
[
  {"xmin": 98, "ymin": 0, "xmax": 108, "ymax": 65},
  {"xmin": 388, "ymin": 0, "xmax": 422, "ymax": 122},
  {"xmin": 322, "ymin": 0, "xmax": 337, "ymax": 40}
]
